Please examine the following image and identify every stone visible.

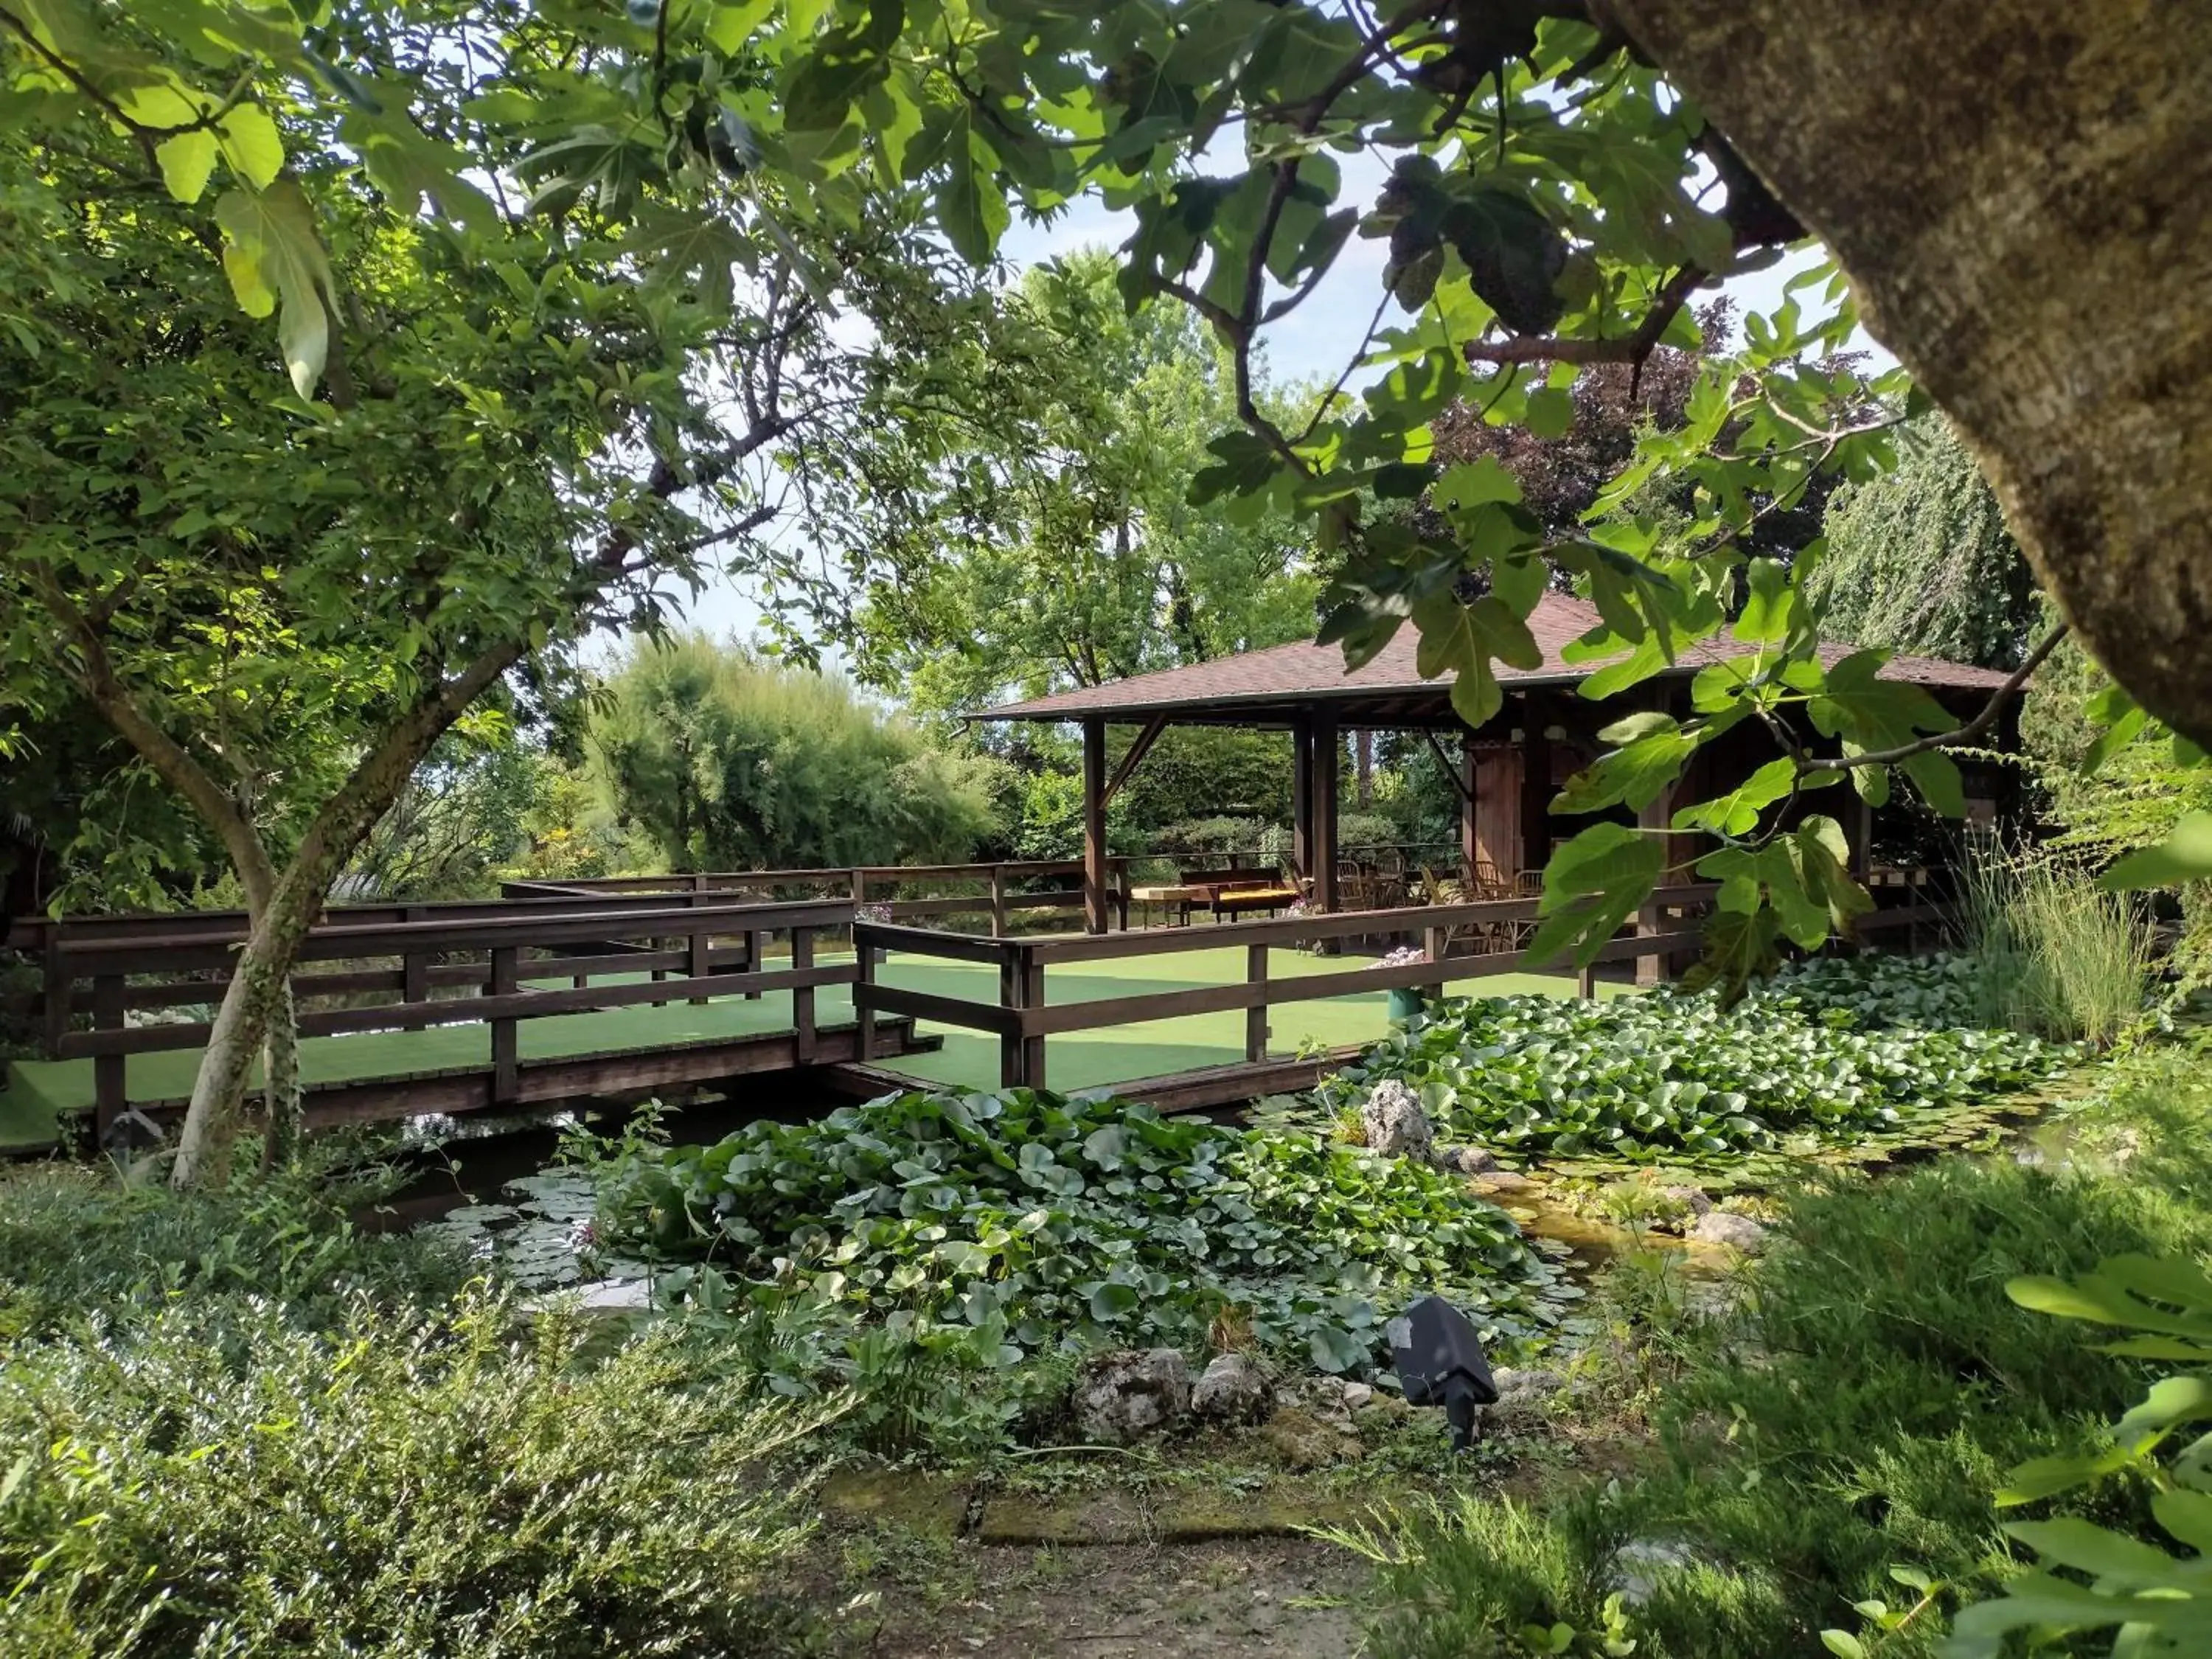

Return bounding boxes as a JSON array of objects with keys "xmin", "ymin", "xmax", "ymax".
[
  {"xmin": 1470, "ymin": 1169, "xmax": 1538, "ymax": 1197},
  {"xmin": 1340, "ymin": 1382, "xmax": 1374, "ymax": 1410},
  {"xmin": 1430, "ymin": 1143, "xmax": 1499, "ymax": 1175},
  {"xmin": 1489, "ymin": 1366, "xmax": 1565, "ymax": 1405},
  {"xmin": 1071, "ymin": 1348, "xmax": 1192, "ymax": 1441},
  {"xmin": 1607, "ymin": 1539, "xmax": 1714, "ymax": 1607},
  {"xmin": 1360, "ymin": 1079, "xmax": 1434, "ymax": 1160},
  {"xmin": 1262, "ymin": 1406, "xmax": 1349, "ymax": 1470},
  {"xmin": 1690, "ymin": 1211, "xmax": 1770, "ymax": 1253},
  {"xmin": 1191, "ymin": 1352, "xmax": 1273, "ymax": 1424},
  {"xmin": 1658, "ymin": 1183, "xmax": 1715, "ymax": 1216},
  {"xmin": 521, "ymin": 1276, "xmax": 653, "ymax": 1316}
]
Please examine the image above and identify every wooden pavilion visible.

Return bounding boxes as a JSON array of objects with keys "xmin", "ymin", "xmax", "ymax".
[{"xmin": 976, "ymin": 592, "xmax": 2017, "ymax": 933}]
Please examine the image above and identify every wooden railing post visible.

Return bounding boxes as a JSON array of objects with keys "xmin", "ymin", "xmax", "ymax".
[
  {"xmin": 792, "ymin": 925, "xmax": 817, "ymax": 1065},
  {"xmin": 92, "ymin": 971, "xmax": 124, "ymax": 1148},
  {"xmin": 403, "ymin": 905, "xmax": 431, "ymax": 1026},
  {"xmin": 998, "ymin": 946, "xmax": 1023, "ymax": 1088},
  {"xmin": 688, "ymin": 887, "xmax": 712, "ymax": 1006},
  {"xmin": 490, "ymin": 945, "xmax": 518, "ymax": 1105},
  {"xmin": 990, "ymin": 864, "xmax": 1007, "ymax": 938},
  {"xmin": 1020, "ymin": 947, "xmax": 1047, "ymax": 1090},
  {"xmin": 41, "ymin": 934, "xmax": 68, "ymax": 1060},
  {"xmin": 1577, "ymin": 963, "xmax": 1597, "ymax": 999},
  {"xmin": 1245, "ymin": 942, "xmax": 1268, "ymax": 1063},
  {"xmin": 742, "ymin": 927, "xmax": 763, "ymax": 1001},
  {"xmin": 855, "ymin": 928, "xmax": 877, "ymax": 1061},
  {"xmin": 1424, "ymin": 923, "xmax": 1449, "ymax": 1004}
]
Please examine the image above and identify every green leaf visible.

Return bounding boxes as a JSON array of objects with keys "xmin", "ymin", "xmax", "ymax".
[
  {"xmin": 2102, "ymin": 813, "xmax": 2212, "ymax": 891},
  {"xmin": 155, "ymin": 127, "xmax": 218, "ymax": 201},
  {"xmin": 935, "ymin": 111, "xmax": 1007, "ymax": 266},
  {"xmin": 215, "ymin": 102, "xmax": 283, "ymax": 189},
  {"xmin": 1819, "ymin": 1632, "xmax": 1865, "ymax": 1659},
  {"xmin": 214, "ymin": 180, "xmax": 337, "ymax": 398},
  {"xmin": 1088, "ymin": 1281, "xmax": 1140, "ymax": 1321},
  {"xmin": 1523, "ymin": 821, "xmax": 1666, "ymax": 969},
  {"xmin": 1672, "ymin": 757, "xmax": 1799, "ymax": 838},
  {"xmin": 1411, "ymin": 593, "xmax": 1543, "ymax": 729},
  {"xmin": 1524, "ymin": 385, "xmax": 1573, "ymax": 438}
]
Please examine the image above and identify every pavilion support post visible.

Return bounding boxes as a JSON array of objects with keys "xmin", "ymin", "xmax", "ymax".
[
  {"xmin": 1459, "ymin": 736, "xmax": 1478, "ymax": 884},
  {"xmin": 1519, "ymin": 698, "xmax": 1551, "ymax": 882},
  {"xmin": 1290, "ymin": 715, "xmax": 1314, "ymax": 892},
  {"xmin": 1311, "ymin": 713, "xmax": 1340, "ymax": 917},
  {"xmin": 1635, "ymin": 788, "xmax": 1672, "ymax": 988},
  {"xmin": 1082, "ymin": 717, "xmax": 1108, "ymax": 935},
  {"xmin": 1846, "ymin": 793, "xmax": 1874, "ymax": 883}
]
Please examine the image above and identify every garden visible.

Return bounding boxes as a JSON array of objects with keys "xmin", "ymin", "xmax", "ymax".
[{"xmin": 7, "ymin": 2, "xmax": 2212, "ymax": 1657}]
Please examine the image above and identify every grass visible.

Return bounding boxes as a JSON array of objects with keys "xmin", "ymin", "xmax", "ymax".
[
  {"xmin": 1958, "ymin": 845, "xmax": 2155, "ymax": 1046},
  {"xmin": 1349, "ymin": 1043, "xmax": 2212, "ymax": 1658}
]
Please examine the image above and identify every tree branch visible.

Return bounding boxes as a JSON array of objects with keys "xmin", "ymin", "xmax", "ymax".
[
  {"xmin": 1462, "ymin": 263, "xmax": 1708, "ymax": 375},
  {"xmin": 1819, "ymin": 624, "xmax": 2068, "ymax": 772}
]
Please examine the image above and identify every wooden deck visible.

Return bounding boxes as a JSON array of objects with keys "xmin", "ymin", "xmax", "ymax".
[{"xmin": 1, "ymin": 883, "xmax": 1948, "ymax": 1152}]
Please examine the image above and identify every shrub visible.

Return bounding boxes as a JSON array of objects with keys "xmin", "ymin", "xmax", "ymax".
[
  {"xmin": 1958, "ymin": 846, "xmax": 2154, "ymax": 1046},
  {"xmin": 0, "ymin": 1150, "xmax": 469, "ymax": 1341},
  {"xmin": 1315, "ymin": 954, "xmax": 2065, "ymax": 1162},
  {"xmin": 0, "ymin": 1293, "xmax": 829, "ymax": 1658},
  {"xmin": 1357, "ymin": 1053, "xmax": 2212, "ymax": 1658},
  {"xmin": 590, "ymin": 634, "xmax": 999, "ymax": 871},
  {"xmin": 582, "ymin": 1088, "xmax": 1573, "ymax": 1375}
]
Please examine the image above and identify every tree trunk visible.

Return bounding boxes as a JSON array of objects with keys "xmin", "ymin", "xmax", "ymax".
[
  {"xmin": 260, "ymin": 975, "xmax": 300, "ymax": 1171},
  {"xmin": 1613, "ymin": 0, "xmax": 2212, "ymax": 742},
  {"xmin": 170, "ymin": 646, "xmax": 526, "ymax": 1187}
]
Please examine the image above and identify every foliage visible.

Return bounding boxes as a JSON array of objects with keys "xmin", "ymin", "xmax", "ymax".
[
  {"xmin": 815, "ymin": 251, "xmax": 1319, "ymax": 712},
  {"xmin": 582, "ymin": 1087, "xmax": 1573, "ymax": 1377},
  {"xmin": 590, "ymin": 634, "xmax": 998, "ymax": 872},
  {"xmin": 0, "ymin": 1293, "xmax": 829, "ymax": 1658},
  {"xmin": 1946, "ymin": 1254, "xmax": 2212, "ymax": 1655},
  {"xmin": 1357, "ymin": 1052, "xmax": 2212, "ymax": 1658},
  {"xmin": 1958, "ymin": 847, "xmax": 2155, "ymax": 1046},
  {"xmin": 0, "ymin": 1148, "xmax": 467, "ymax": 1342},
  {"xmin": 1117, "ymin": 726, "xmax": 1297, "ymax": 832},
  {"xmin": 1316, "ymin": 956, "xmax": 2065, "ymax": 1162},
  {"xmin": 1809, "ymin": 414, "xmax": 2041, "ymax": 669}
]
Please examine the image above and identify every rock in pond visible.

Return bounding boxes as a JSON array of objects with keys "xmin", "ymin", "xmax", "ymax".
[
  {"xmin": 1360, "ymin": 1079, "xmax": 1434, "ymax": 1161},
  {"xmin": 1689, "ymin": 1211, "xmax": 1770, "ymax": 1254},
  {"xmin": 1073, "ymin": 1348, "xmax": 1192, "ymax": 1441},
  {"xmin": 1430, "ymin": 1143, "xmax": 1499, "ymax": 1175},
  {"xmin": 1191, "ymin": 1352, "xmax": 1273, "ymax": 1424}
]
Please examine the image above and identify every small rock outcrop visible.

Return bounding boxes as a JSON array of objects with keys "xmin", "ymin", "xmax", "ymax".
[
  {"xmin": 1261, "ymin": 1405, "xmax": 1347, "ymax": 1470},
  {"xmin": 1658, "ymin": 1183, "xmax": 1715, "ymax": 1217},
  {"xmin": 1607, "ymin": 1539, "xmax": 1714, "ymax": 1607},
  {"xmin": 1191, "ymin": 1352, "xmax": 1273, "ymax": 1423},
  {"xmin": 1689, "ymin": 1211, "xmax": 1770, "ymax": 1253},
  {"xmin": 1471, "ymin": 1169, "xmax": 1537, "ymax": 1197},
  {"xmin": 1072, "ymin": 1348, "xmax": 1192, "ymax": 1441},
  {"xmin": 1429, "ymin": 1143, "xmax": 1499, "ymax": 1175},
  {"xmin": 1360, "ymin": 1079, "xmax": 1434, "ymax": 1160}
]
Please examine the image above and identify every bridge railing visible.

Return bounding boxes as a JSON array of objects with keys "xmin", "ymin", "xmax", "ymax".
[
  {"xmin": 852, "ymin": 888, "xmax": 1952, "ymax": 1093},
  {"xmin": 25, "ymin": 897, "xmax": 858, "ymax": 1139},
  {"xmin": 503, "ymin": 858, "xmax": 1136, "ymax": 933}
]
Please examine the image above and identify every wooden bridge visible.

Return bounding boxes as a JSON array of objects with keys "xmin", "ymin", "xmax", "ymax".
[{"xmin": 0, "ymin": 860, "xmax": 1946, "ymax": 1155}]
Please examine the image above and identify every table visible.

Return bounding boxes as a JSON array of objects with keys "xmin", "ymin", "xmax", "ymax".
[{"xmin": 1130, "ymin": 883, "xmax": 1206, "ymax": 928}]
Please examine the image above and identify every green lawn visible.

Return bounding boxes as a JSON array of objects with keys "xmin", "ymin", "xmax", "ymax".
[{"xmin": 0, "ymin": 944, "xmax": 1614, "ymax": 1149}]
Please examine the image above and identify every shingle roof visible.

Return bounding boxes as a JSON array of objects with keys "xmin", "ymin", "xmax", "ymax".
[{"xmin": 976, "ymin": 592, "xmax": 2011, "ymax": 723}]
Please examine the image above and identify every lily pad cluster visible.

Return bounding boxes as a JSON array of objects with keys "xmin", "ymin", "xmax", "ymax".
[
  {"xmin": 1316, "ymin": 956, "xmax": 2065, "ymax": 1163},
  {"xmin": 588, "ymin": 1088, "xmax": 1573, "ymax": 1374}
]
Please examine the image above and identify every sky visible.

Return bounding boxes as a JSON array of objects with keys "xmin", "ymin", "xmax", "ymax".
[{"xmin": 661, "ymin": 155, "xmax": 1865, "ymax": 662}]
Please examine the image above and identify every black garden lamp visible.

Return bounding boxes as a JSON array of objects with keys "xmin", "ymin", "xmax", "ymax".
[{"xmin": 1389, "ymin": 1293, "xmax": 1498, "ymax": 1450}]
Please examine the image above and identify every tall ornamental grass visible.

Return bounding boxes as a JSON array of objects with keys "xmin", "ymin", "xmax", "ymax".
[{"xmin": 1958, "ymin": 843, "xmax": 2154, "ymax": 1046}]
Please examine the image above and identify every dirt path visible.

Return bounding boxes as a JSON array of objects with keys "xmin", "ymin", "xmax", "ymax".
[{"xmin": 840, "ymin": 1534, "xmax": 1368, "ymax": 1658}]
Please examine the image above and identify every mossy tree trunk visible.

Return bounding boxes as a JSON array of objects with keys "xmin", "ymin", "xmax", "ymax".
[{"xmin": 1615, "ymin": 0, "xmax": 2212, "ymax": 741}]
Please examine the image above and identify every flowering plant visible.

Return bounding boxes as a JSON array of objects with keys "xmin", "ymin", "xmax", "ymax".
[
  {"xmin": 1374, "ymin": 945, "xmax": 1429, "ymax": 968},
  {"xmin": 855, "ymin": 903, "xmax": 894, "ymax": 924}
]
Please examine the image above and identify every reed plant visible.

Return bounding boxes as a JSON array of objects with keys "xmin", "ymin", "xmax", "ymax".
[{"xmin": 1956, "ymin": 839, "xmax": 2154, "ymax": 1047}]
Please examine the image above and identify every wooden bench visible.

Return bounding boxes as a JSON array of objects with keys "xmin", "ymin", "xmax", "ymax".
[{"xmin": 1179, "ymin": 866, "xmax": 1304, "ymax": 922}]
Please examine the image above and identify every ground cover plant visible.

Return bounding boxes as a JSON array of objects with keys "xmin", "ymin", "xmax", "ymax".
[
  {"xmin": 0, "ymin": 1156, "xmax": 832, "ymax": 1659},
  {"xmin": 1346, "ymin": 1049, "xmax": 2212, "ymax": 1658},
  {"xmin": 1316, "ymin": 954, "xmax": 2067, "ymax": 1163},
  {"xmin": 582, "ymin": 1088, "xmax": 1577, "ymax": 1382}
]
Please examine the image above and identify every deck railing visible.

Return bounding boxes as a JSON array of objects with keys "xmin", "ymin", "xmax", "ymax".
[
  {"xmin": 22, "ymin": 897, "xmax": 858, "ymax": 1139},
  {"xmin": 852, "ymin": 887, "xmax": 1952, "ymax": 1093}
]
